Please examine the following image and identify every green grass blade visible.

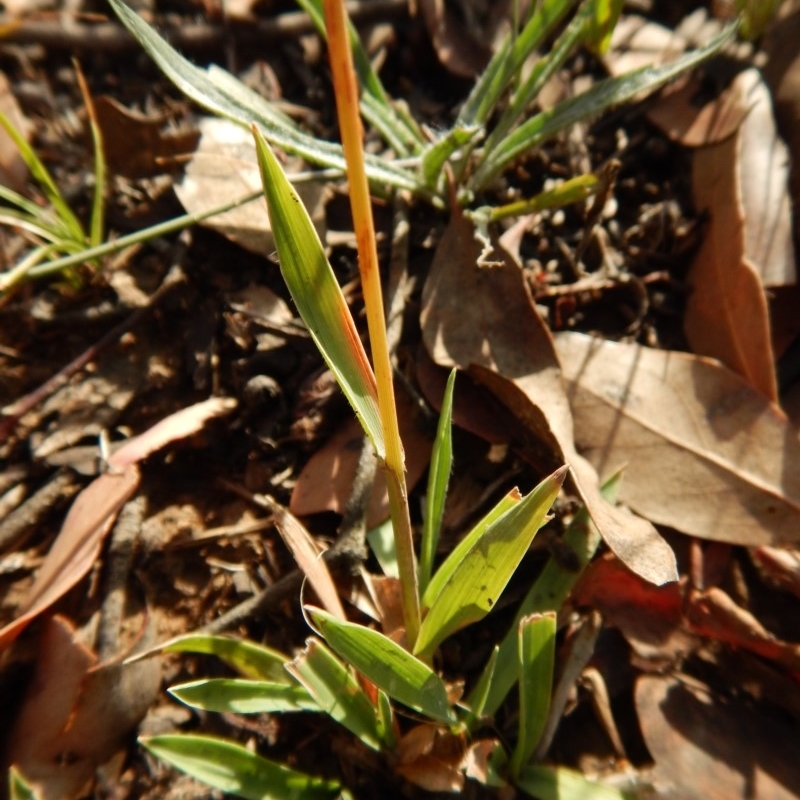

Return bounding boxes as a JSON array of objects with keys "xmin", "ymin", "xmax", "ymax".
[
  {"xmin": 486, "ymin": 2, "xmax": 594, "ymax": 153},
  {"xmin": 75, "ymin": 65, "xmax": 106, "ymax": 249},
  {"xmin": 159, "ymin": 633, "xmax": 293, "ymax": 682},
  {"xmin": 106, "ymin": 0, "xmax": 424, "ymax": 194},
  {"xmin": 509, "ymin": 613, "xmax": 556, "ymax": 777},
  {"xmin": 366, "ymin": 518, "xmax": 399, "ymax": 578},
  {"xmin": 419, "ymin": 368, "xmax": 457, "ymax": 594},
  {"xmin": 286, "ymin": 638, "xmax": 387, "ymax": 751},
  {"xmin": 585, "ymin": 0, "xmax": 625, "ymax": 55},
  {"xmin": 462, "ymin": 644, "xmax": 498, "ymax": 730},
  {"xmin": 414, "ymin": 466, "xmax": 567, "ymax": 659},
  {"xmin": 253, "ymin": 128, "xmax": 385, "ymax": 458},
  {"xmin": 169, "ymin": 678, "xmax": 317, "ymax": 713},
  {"xmin": 477, "ymin": 471, "xmax": 621, "ymax": 717},
  {"xmin": 423, "ymin": 488, "xmax": 521, "ymax": 610},
  {"xmin": 140, "ymin": 734, "xmax": 339, "ymax": 800},
  {"xmin": 307, "ymin": 607, "xmax": 456, "ymax": 724},
  {"xmin": 472, "ymin": 22, "xmax": 738, "ymax": 190},
  {"xmin": 517, "ymin": 764, "xmax": 633, "ymax": 800},
  {"xmin": 457, "ymin": 0, "xmax": 579, "ymax": 127},
  {"xmin": 0, "ymin": 109, "xmax": 84, "ymax": 241}
]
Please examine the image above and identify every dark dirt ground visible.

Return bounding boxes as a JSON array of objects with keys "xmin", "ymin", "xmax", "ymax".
[{"xmin": 2, "ymin": 1, "xmax": 800, "ymax": 799}]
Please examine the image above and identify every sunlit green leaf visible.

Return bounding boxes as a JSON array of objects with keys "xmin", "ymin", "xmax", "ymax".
[
  {"xmin": 367, "ymin": 519, "xmax": 398, "ymax": 578},
  {"xmin": 415, "ymin": 467, "xmax": 566, "ymax": 658},
  {"xmin": 423, "ymin": 489, "xmax": 521, "ymax": 610},
  {"xmin": 169, "ymin": 678, "xmax": 317, "ymax": 714},
  {"xmin": 419, "ymin": 368, "xmax": 457, "ymax": 593},
  {"xmin": 421, "ymin": 126, "xmax": 482, "ymax": 189},
  {"xmin": 286, "ymin": 638, "xmax": 386, "ymax": 751},
  {"xmin": 517, "ymin": 764, "xmax": 633, "ymax": 800},
  {"xmin": 140, "ymin": 734, "xmax": 339, "ymax": 800},
  {"xmin": 509, "ymin": 613, "xmax": 556, "ymax": 777},
  {"xmin": 253, "ymin": 128, "xmax": 385, "ymax": 458},
  {"xmin": 307, "ymin": 607, "xmax": 455, "ymax": 724},
  {"xmin": 462, "ymin": 645, "xmax": 498, "ymax": 731},
  {"xmin": 159, "ymin": 633, "xmax": 293, "ymax": 682}
]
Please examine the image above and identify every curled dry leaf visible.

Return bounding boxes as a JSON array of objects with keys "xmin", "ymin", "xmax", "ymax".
[
  {"xmin": 420, "ymin": 211, "xmax": 676, "ymax": 585},
  {"xmin": 635, "ymin": 675, "xmax": 800, "ymax": 800},
  {"xmin": 554, "ymin": 331, "xmax": 800, "ymax": 547},
  {"xmin": 9, "ymin": 615, "xmax": 161, "ymax": 800},
  {"xmin": 0, "ymin": 397, "xmax": 237, "ymax": 651},
  {"xmin": 175, "ymin": 117, "xmax": 327, "ymax": 256}
]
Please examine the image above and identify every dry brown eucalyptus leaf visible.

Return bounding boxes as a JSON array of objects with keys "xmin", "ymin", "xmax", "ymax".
[{"xmin": 554, "ymin": 331, "xmax": 800, "ymax": 546}]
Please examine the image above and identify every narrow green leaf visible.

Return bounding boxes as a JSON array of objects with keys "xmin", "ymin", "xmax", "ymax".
[
  {"xmin": 106, "ymin": 0, "xmax": 424, "ymax": 194},
  {"xmin": 462, "ymin": 645, "xmax": 499, "ymax": 731},
  {"xmin": 472, "ymin": 22, "xmax": 738, "ymax": 190},
  {"xmin": 509, "ymin": 613, "xmax": 556, "ymax": 777},
  {"xmin": 253, "ymin": 128, "xmax": 385, "ymax": 458},
  {"xmin": 0, "ymin": 109, "xmax": 84, "ymax": 241},
  {"xmin": 9, "ymin": 767, "xmax": 39, "ymax": 800},
  {"xmin": 286, "ymin": 638, "xmax": 386, "ymax": 751},
  {"xmin": 419, "ymin": 368, "xmax": 457, "ymax": 594},
  {"xmin": 585, "ymin": 0, "xmax": 625, "ymax": 55},
  {"xmin": 160, "ymin": 633, "xmax": 293, "ymax": 682},
  {"xmin": 168, "ymin": 678, "xmax": 317, "ymax": 713},
  {"xmin": 477, "ymin": 470, "xmax": 621, "ymax": 717},
  {"xmin": 415, "ymin": 467, "xmax": 566, "ymax": 658},
  {"xmin": 457, "ymin": 0, "xmax": 579, "ymax": 127},
  {"xmin": 517, "ymin": 764, "xmax": 633, "ymax": 800},
  {"xmin": 307, "ymin": 607, "xmax": 455, "ymax": 724},
  {"xmin": 423, "ymin": 489, "xmax": 521, "ymax": 610},
  {"xmin": 140, "ymin": 734, "xmax": 339, "ymax": 800}
]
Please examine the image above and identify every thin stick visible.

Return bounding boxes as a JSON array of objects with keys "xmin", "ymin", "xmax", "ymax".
[{"xmin": 322, "ymin": 0, "xmax": 420, "ymax": 645}]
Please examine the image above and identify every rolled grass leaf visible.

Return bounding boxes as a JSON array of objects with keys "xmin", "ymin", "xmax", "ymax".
[
  {"xmin": 419, "ymin": 367, "xmax": 457, "ymax": 594},
  {"xmin": 307, "ymin": 607, "xmax": 455, "ymax": 724},
  {"xmin": 253, "ymin": 128, "xmax": 385, "ymax": 459},
  {"xmin": 139, "ymin": 734, "xmax": 339, "ymax": 800},
  {"xmin": 169, "ymin": 678, "xmax": 317, "ymax": 714},
  {"xmin": 509, "ymin": 613, "xmax": 556, "ymax": 778},
  {"xmin": 472, "ymin": 22, "xmax": 738, "ymax": 190},
  {"xmin": 415, "ymin": 467, "xmax": 567, "ymax": 658},
  {"xmin": 286, "ymin": 638, "xmax": 387, "ymax": 751}
]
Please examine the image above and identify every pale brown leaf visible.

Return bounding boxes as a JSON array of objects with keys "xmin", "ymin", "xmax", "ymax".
[
  {"xmin": 0, "ymin": 72, "xmax": 32, "ymax": 191},
  {"xmin": 554, "ymin": 331, "xmax": 800, "ymax": 546},
  {"xmin": 420, "ymin": 211, "xmax": 677, "ymax": 585}
]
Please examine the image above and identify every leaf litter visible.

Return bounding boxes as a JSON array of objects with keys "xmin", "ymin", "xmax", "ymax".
[{"xmin": 2, "ymin": 2, "xmax": 800, "ymax": 799}]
